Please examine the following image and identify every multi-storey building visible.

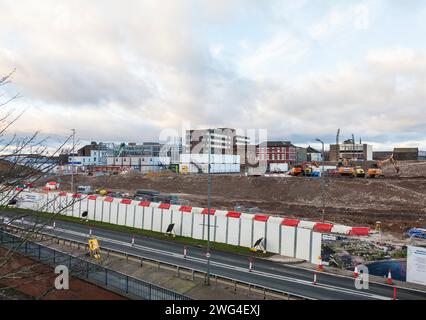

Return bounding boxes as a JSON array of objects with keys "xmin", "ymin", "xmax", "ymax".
[
  {"xmin": 329, "ymin": 140, "xmax": 373, "ymax": 161},
  {"xmin": 185, "ymin": 128, "xmax": 250, "ymax": 156},
  {"xmin": 256, "ymin": 141, "xmax": 297, "ymax": 165}
]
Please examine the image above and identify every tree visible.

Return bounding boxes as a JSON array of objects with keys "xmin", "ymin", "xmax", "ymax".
[{"xmin": 0, "ymin": 69, "xmax": 84, "ymax": 299}]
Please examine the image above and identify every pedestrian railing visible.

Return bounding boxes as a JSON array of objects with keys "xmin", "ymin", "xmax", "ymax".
[{"xmin": 0, "ymin": 229, "xmax": 191, "ymax": 300}]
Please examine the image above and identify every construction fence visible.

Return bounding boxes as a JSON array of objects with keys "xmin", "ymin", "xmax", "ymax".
[{"xmin": 6, "ymin": 190, "xmax": 328, "ymax": 264}]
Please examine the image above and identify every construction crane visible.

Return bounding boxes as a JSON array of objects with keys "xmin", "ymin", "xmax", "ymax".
[
  {"xmin": 367, "ymin": 154, "xmax": 400, "ymax": 178},
  {"xmin": 336, "ymin": 128, "xmax": 340, "ymax": 161}
]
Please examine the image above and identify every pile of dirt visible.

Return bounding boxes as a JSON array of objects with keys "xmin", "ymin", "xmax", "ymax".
[
  {"xmin": 36, "ymin": 161, "xmax": 426, "ymax": 236},
  {"xmin": 383, "ymin": 161, "xmax": 426, "ymax": 178}
]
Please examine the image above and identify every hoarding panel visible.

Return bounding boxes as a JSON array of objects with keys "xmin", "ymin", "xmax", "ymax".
[
  {"xmin": 181, "ymin": 212, "xmax": 193, "ymax": 237},
  {"xmin": 192, "ymin": 213, "xmax": 204, "ymax": 240},
  {"xmin": 295, "ymin": 228, "xmax": 311, "ymax": 261},
  {"xmin": 240, "ymin": 217, "xmax": 253, "ymax": 248},
  {"xmin": 265, "ymin": 219, "xmax": 280, "ymax": 254},
  {"xmin": 227, "ymin": 218, "xmax": 240, "ymax": 246},
  {"xmin": 281, "ymin": 226, "xmax": 296, "ymax": 257},
  {"xmin": 151, "ymin": 208, "xmax": 163, "ymax": 232},
  {"xmin": 117, "ymin": 203, "xmax": 127, "ymax": 226}
]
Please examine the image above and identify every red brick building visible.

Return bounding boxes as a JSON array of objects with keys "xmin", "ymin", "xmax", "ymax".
[{"xmin": 256, "ymin": 141, "xmax": 297, "ymax": 164}]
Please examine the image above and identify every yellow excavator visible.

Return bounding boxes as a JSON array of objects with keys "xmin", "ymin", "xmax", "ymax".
[{"xmin": 367, "ymin": 155, "xmax": 400, "ymax": 178}]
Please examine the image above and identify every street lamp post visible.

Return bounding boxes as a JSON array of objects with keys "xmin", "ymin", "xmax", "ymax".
[
  {"xmin": 71, "ymin": 129, "xmax": 76, "ymax": 194},
  {"xmin": 206, "ymin": 129, "xmax": 212, "ymax": 286},
  {"xmin": 315, "ymin": 138, "xmax": 325, "ymax": 223}
]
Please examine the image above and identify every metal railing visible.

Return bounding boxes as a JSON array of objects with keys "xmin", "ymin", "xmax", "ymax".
[
  {"xmin": 0, "ymin": 229, "xmax": 191, "ymax": 300},
  {"xmin": 2, "ymin": 223, "xmax": 312, "ymax": 300}
]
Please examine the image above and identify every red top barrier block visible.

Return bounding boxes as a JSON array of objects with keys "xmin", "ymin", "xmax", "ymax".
[
  {"xmin": 313, "ymin": 223, "xmax": 333, "ymax": 233},
  {"xmin": 179, "ymin": 206, "xmax": 192, "ymax": 212},
  {"xmin": 104, "ymin": 197, "xmax": 114, "ymax": 203},
  {"xmin": 159, "ymin": 203, "xmax": 171, "ymax": 210},
  {"xmin": 254, "ymin": 215, "xmax": 269, "ymax": 222},
  {"xmin": 139, "ymin": 201, "xmax": 151, "ymax": 207},
  {"xmin": 88, "ymin": 195, "xmax": 97, "ymax": 200},
  {"xmin": 72, "ymin": 194, "xmax": 82, "ymax": 199},
  {"xmin": 226, "ymin": 211, "xmax": 242, "ymax": 219},
  {"xmin": 201, "ymin": 208, "xmax": 216, "ymax": 215},
  {"xmin": 59, "ymin": 192, "xmax": 67, "ymax": 197},
  {"xmin": 15, "ymin": 187, "xmax": 24, "ymax": 191},
  {"xmin": 281, "ymin": 219, "xmax": 300, "ymax": 227},
  {"xmin": 349, "ymin": 227, "xmax": 370, "ymax": 236},
  {"xmin": 121, "ymin": 199, "xmax": 132, "ymax": 205}
]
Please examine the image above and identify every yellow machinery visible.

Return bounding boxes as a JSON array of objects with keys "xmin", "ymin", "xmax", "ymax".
[
  {"xmin": 353, "ymin": 166, "xmax": 366, "ymax": 178},
  {"xmin": 367, "ymin": 155, "xmax": 400, "ymax": 178},
  {"xmin": 88, "ymin": 238, "xmax": 101, "ymax": 261},
  {"xmin": 367, "ymin": 163, "xmax": 383, "ymax": 178},
  {"xmin": 337, "ymin": 159, "xmax": 365, "ymax": 178},
  {"xmin": 290, "ymin": 162, "xmax": 320, "ymax": 177}
]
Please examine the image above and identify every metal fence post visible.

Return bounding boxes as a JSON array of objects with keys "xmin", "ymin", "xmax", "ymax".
[
  {"xmin": 126, "ymin": 276, "xmax": 129, "ymax": 294},
  {"xmin": 38, "ymin": 245, "xmax": 41, "ymax": 260},
  {"xmin": 105, "ymin": 268, "xmax": 108, "ymax": 286},
  {"xmin": 86, "ymin": 261, "xmax": 89, "ymax": 278},
  {"xmin": 53, "ymin": 250, "xmax": 56, "ymax": 264},
  {"xmin": 24, "ymin": 242, "xmax": 27, "ymax": 254}
]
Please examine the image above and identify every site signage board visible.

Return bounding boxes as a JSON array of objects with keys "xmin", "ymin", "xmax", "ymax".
[{"xmin": 407, "ymin": 245, "xmax": 426, "ymax": 285}]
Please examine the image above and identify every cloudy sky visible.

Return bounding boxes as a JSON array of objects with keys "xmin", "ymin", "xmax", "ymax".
[{"xmin": 1, "ymin": 0, "xmax": 426, "ymax": 151}]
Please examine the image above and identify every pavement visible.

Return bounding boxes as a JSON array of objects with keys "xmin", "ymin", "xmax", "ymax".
[{"xmin": 2, "ymin": 210, "xmax": 426, "ymax": 300}]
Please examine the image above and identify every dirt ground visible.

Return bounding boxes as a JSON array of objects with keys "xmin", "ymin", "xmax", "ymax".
[
  {"xmin": 0, "ymin": 247, "xmax": 127, "ymax": 300},
  {"xmin": 38, "ymin": 161, "xmax": 426, "ymax": 237}
]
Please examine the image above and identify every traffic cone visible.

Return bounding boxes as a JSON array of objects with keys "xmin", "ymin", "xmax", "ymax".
[
  {"xmin": 249, "ymin": 258, "xmax": 253, "ymax": 272},
  {"xmin": 387, "ymin": 270, "xmax": 393, "ymax": 285},
  {"xmin": 354, "ymin": 265, "xmax": 359, "ymax": 278},
  {"xmin": 317, "ymin": 257, "xmax": 324, "ymax": 271}
]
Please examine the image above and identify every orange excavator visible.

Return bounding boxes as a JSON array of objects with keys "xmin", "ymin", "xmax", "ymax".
[
  {"xmin": 289, "ymin": 162, "xmax": 321, "ymax": 177},
  {"xmin": 367, "ymin": 155, "xmax": 400, "ymax": 178}
]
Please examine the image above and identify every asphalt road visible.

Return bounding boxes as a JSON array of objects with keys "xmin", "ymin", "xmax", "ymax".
[{"xmin": 2, "ymin": 211, "xmax": 426, "ymax": 300}]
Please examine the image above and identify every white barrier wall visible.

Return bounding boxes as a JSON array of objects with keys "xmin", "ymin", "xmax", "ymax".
[
  {"xmin": 239, "ymin": 214, "xmax": 253, "ymax": 248},
  {"xmin": 215, "ymin": 212, "xmax": 228, "ymax": 243},
  {"xmin": 5, "ymin": 191, "xmax": 329, "ymax": 264},
  {"xmin": 266, "ymin": 217, "xmax": 281, "ymax": 253},
  {"xmin": 281, "ymin": 226, "xmax": 296, "ymax": 257},
  {"xmin": 295, "ymin": 228, "xmax": 312, "ymax": 261},
  {"xmin": 134, "ymin": 205, "xmax": 144, "ymax": 229}
]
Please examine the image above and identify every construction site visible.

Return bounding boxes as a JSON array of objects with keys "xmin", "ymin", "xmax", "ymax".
[{"xmin": 37, "ymin": 160, "xmax": 426, "ymax": 237}]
